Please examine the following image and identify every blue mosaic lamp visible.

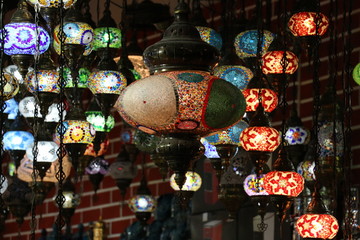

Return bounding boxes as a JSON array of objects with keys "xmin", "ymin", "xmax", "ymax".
[
  {"xmin": 234, "ymin": 30, "xmax": 275, "ymax": 58},
  {"xmin": 195, "ymin": 26, "xmax": 222, "ymax": 51},
  {"xmin": 4, "ymin": 99, "xmax": 19, "ymax": 120},
  {"xmin": 129, "ymin": 178, "xmax": 156, "ymax": 224},
  {"xmin": 3, "ymin": 0, "xmax": 50, "ymax": 80},
  {"xmin": 204, "ymin": 120, "xmax": 249, "ymax": 179},
  {"xmin": 214, "ymin": 65, "xmax": 253, "ymax": 90},
  {"xmin": 284, "ymin": 107, "xmax": 309, "ymax": 167},
  {"xmin": 3, "ymin": 115, "xmax": 34, "ymax": 168}
]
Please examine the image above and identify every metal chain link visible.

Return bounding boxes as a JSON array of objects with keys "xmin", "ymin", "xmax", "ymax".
[
  {"xmin": 0, "ymin": 0, "xmax": 7, "ymax": 221},
  {"xmin": 30, "ymin": 3, "xmax": 42, "ymax": 239},
  {"xmin": 343, "ymin": 0, "xmax": 354, "ymax": 238},
  {"xmin": 55, "ymin": 0, "xmax": 66, "ymax": 237}
]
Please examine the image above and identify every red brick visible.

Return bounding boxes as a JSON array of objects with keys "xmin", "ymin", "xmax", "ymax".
[
  {"xmin": 38, "ymin": 216, "xmax": 56, "ymax": 230},
  {"xmin": 92, "ymin": 191, "xmax": 111, "ymax": 206},
  {"xmin": 156, "ymin": 181, "xmax": 173, "ymax": 196},
  {"xmin": 81, "ymin": 209, "xmax": 101, "ymax": 223},
  {"xmin": 102, "ymin": 205, "xmax": 120, "ymax": 220},
  {"xmin": 78, "ymin": 195, "xmax": 91, "ymax": 209}
]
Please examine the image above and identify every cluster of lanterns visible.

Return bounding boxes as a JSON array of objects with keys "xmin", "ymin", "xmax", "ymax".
[{"xmin": 0, "ymin": 0, "xmax": 343, "ymax": 239}]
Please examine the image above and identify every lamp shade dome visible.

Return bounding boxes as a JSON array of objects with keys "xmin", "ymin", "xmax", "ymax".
[
  {"xmin": 26, "ymin": 70, "xmax": 60, "ymax": 93},
  {"xmin": 243, "ymin": 173, "xmax": 268, "ymax": 196},
  {"xmin": 170, "ymin": 171, "xmax": 202, "ymax": 192},
  {"xmin": 3, "ymin": 131, "xmax": 34, "ymax": 150},
  {"xmin": 285, "ymin": 126, "xmax": 308, "ymax": 145},
  {"xmin": 234, "ymin": 30, "xmax": 275, "ymax": 58},
  {"xmin": 129, "ymin": 195, "xmax": 156, "ymax": 213},
  {"xmin": 19, "ymin": 96, "xmax": 42, "ymax": 118},
  {"xmin": 262, "ymin": 51, "xmax": 299, "ymax": 74},
  {"xmin": 240, "ymin": 126, "xmax": 281, "ymax": 152},
  {"xmin": 26, "ymin": 141, "xmax": 59, "ymax": 162},
  {"xmin": 263, "ymin": 171, "xmax": 304, "ymax": 197},
  {"xmin": 53, "ymin": 22, "xmax": 93, "ymax": 56},
  {"xmin": 93, "ymin": 27, "xmax": 122, "ymax": 51},
  {"xmin": 4, "ymin": 99, "xmax": 19, "ymax": 119},
  {"xmin": 200, "ymin": 138, "xmax": 220, "ymax": 159},
  {"xmin": 88, "ymin": 70, "xmax": 127, "ymax": 95},
  {"xmin": 56, "ymin": 120, "xmax": 95, "ymax": 144},
  {"xmin": 5, "ymin": 65, "xmax": 33, "ymax": 84},
  {"xmin": 288, "ymin": 12, "xmax": 329, "ymax": 37},
  {"xmin": 26, "ymin": 0, "xmax": 76, "ymax": 8},
  {"xmin": 195, "ymin": 26, "xmax": 222, "ymax": 51},
  {"xmin": 352, "ymin": 62, "xmax": 360, "ymax": 85},
  {"xmin": 63, "ymin": 67, "xmax": 90, "ymax": 88},
  {"xmin": 214, "ymin": 65, "xmax": 253, "ymax": 90},
  {"xmin": 297, "ymin": 160, "xmax": 316, "ymax": 182},
  {"xmin": 0, "ymin": 72, "xmax": 19, "ymax": 100},
  {"xmin": 116, "ymin": 71, "xmax": 246, "ymax": 136},
  {"xmin": 205, "ymin": 120, "xmax": 248, "ymax": 146},
  {"xmin": 296, "ymin": 214, "xmax": 339, "ymax": 239},
  {"xmin": 85, "ymin": 111, "xmax": 115, "ymax": 132},
  {"xmin": 243, "ymin": 88, "xmax": 278, "ymax": 113},
  {"xmin": 3, "ymin": 23, "xmax": 50, "ymax": 55}
]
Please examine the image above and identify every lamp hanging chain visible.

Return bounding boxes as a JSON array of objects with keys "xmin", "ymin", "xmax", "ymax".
[
  {"xmin": 30, "ymin": 4, "xmax": 42, "ymax": 239},
  {"xmin": 279, "ymin": 0, "xmax": 289, "ymax": 142},
  {"xmin": 311, "ymin": 0, "xmax": 322, "ymax": 192},
  {"xmin": 55, "ymin": 0, "xmax": 67, "ymax": 237},
  {"xmin": 0, "ymin": 0, "xmax": 7, "ymax": 223},
  {"xmin": 343, "ymin": 0, "xmax": 353, "ymax": 237}
]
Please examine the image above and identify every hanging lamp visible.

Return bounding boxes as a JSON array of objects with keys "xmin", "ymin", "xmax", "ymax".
[
  {"xmin": 296, "ymin": 188, "xmax": 339, "ymax": 239},
  {"xmin": 54, "ymin": 179, "xmax": 81, "ymax": 228},
  {"xmin": 129, "ymin": 172, "xmax": 156, "ymax": 224},
  {"xmin": 53, "ymin": 7, "xmax": 94, "ymax": 108},
  {"xmin": 3, "ymin": 114, "xmax": 34, "ymax": 168},
  {"xmin": 117, "ymin": 0, "xmax": 246, "ymax": 189},
  {"xmin": 170, "ymin": 171, "xmax": 202, "ymax": 208},
  {"xmin": 204, "ymin": 120, "xmax": 248, "ymax": 179},
  {"xmin": 85, "ymin": 99, "xmax": 114, "ymax": 154},
  {"xmin": 264, "ymin": 148, "xmax": 304, "ymax": 222},
  {"xmin": 92, "ymin": 0, "xmax": 122, "ymax": 54},
  {"xmin": 285, "ymin": 107, "xmax": 309, "ymax": 167},
  {"xmin": 2, "ymin": 176, "xmax": 32, "ymax": 225},
  {"xmin": 109, "ymin": 145, "xmax": 137, "ymax": 198},
  {"xmin": 85, "ymin": 156, "xmax": 109, "ymax": 194},
  {"xmin": 219, "ymin": 163, "xmax": 248, "ymax": 219},
  {"xmin": 25, "ymin": 51, "xmax": 60, "ymax": 117},
  {"xmin": 3, "ymin": 0, "xmax": 50, "ymax": 80},
  {"xmin": 56, "ymin": 106, "xmax": 95, "ymax": 174}
]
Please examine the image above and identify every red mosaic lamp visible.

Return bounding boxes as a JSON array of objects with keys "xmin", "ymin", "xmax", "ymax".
[
  {"xmin": 263, "ymin": 148, "xmax": 304, "ymax": 222},
  {"xmin": 116, "ymin": 1, "xmax": 246, "ymax": 189},
  {"xmin": 296, "ymin": 188, "xmax": 339, "ymax": 239},
  {"xmin": 262, "ymin": 51, "xmax": 299, "ymax": 75},
  {"xmin": 288, "ymin": 0, "xmax": 329, "ymax": 37},
  {"xmin": 240, "ymin": 104, "xmax": 281, "ymax": 176}
]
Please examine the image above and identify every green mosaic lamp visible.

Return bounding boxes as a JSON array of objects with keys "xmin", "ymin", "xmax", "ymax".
[
  {"xmin": 85, "ymin": 99, "xmax": 115, "ymax": 154},
  {"xmin": 92, "ymin": 2, "xmax": 121, "ymax": 56}
]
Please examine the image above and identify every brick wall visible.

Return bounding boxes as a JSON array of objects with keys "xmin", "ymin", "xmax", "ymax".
[{"xmin": 2, "ymin": 0, "xmax": 360, "ymax": 239}]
